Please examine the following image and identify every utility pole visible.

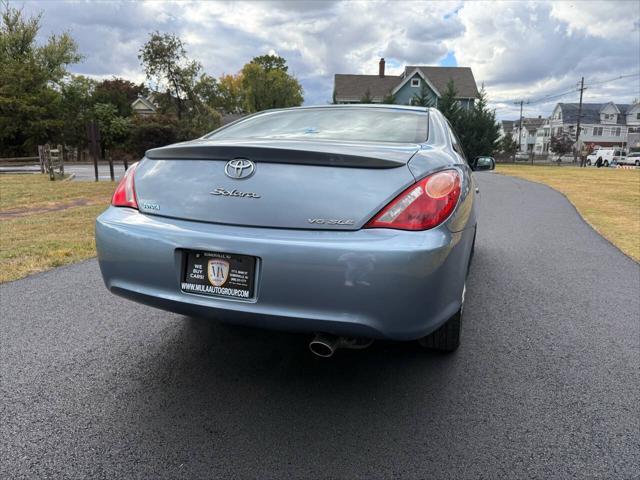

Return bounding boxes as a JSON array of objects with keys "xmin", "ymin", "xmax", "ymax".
[
  {"xmin": 514, "ymin": 99, "xmax": 529, "ymax": 156},
  {"xmin": 575, "ymin": 77, "xmax": 586, "ymax": 166}
]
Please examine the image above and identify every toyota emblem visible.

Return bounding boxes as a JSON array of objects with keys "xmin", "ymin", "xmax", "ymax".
[{"xmin": 224, "ymin": 159, "xmax": 255, "ymax": 179}]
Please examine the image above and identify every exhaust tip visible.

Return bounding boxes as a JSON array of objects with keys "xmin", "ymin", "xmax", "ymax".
[{"xmin": 309, "ymin": 340, "xmax": 335, "ymax": 358}]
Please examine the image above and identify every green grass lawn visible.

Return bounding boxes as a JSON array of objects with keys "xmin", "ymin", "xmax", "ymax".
[
  {"xmin": 496, "ymin": 165, "xmax": 640, "ymax": 261},
  {"xmin": 0, "ymin": 174, "xmax": 115, "ymax": 283}
]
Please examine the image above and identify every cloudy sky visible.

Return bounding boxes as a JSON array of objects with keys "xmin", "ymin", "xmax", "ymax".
[{"xmin": 22, "ymin": 0, "xmax": 640, "ymax": 119}]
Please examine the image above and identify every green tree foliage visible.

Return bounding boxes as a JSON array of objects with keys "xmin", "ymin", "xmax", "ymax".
[
  {"xmin": 127, "ymin": 114, "xmax": 179, "ymax": 157},
  {"xmin": 550, "ymin": 131, "xmax": 574, "ymax": 159},
  {"xmin": 241, "ymin": 56, "xmax": 303, "ymax": 112},
  {"xmin": 59, "ymin": 75, "xmax": 96, "ymax": 148},
  {"xmin": 456, "ymin": 86, "xmax": 500, "ymax": 159},
  {"xmin": 0, "ymin": 4, "xmax": 81, "ymax": 155},
  {"xmin": 499, "ymin": 133, "xmax": 519, "ymax": 157},
  {"xmin": 411, "ymin": 83, "xmax": 436, "ymax": 107},
  {"xmin": 437, "ymin": 80, "xmax": 462, "ymax": 126},
  {"xmin": 138, "ymin": 32, "xmax": 201, "ymax": 119},
  {"xmin": 438, "ymin": 82, "xmax": 500, "ymax": 160},
  {"xmin": 138, "ymin": 32, "xmax": 221, "ymax": 137},
  {"xmin": 93, "ymin": 103, "xmax": 130, "ymax": 154},
  {"xmin": 251, "ymin": 54, "xmax": 288, "ymax": 72},
  {"xmin": 92, "ymin": 78, "xmax": 147, "ymax": 117}
]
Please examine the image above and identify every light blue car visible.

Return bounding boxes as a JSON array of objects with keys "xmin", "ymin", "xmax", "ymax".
[{"xmin": 96, "ymin": 105, "xmax": 489, "ymax": 357}]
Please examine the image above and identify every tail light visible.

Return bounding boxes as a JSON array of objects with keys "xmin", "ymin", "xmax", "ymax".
[
  {"xmin": 111, "ymin": 162, "xmax": 139, "ymax": 209},
  {"xmin": 365, "ymin": 169, "xmax": 461, "ymax": 230}
]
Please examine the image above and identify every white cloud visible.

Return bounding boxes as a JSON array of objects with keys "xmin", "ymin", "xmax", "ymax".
[
  {"xmin": 452, "ymin": 1, "xmax": 639, "ymax": 118},
  {"xmin": 21, "ymin": 0, "xmax": 640, "ymax": 118}
]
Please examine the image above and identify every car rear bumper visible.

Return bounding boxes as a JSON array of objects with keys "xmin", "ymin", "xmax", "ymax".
[{"xmin": 96, "ymin": 207, "xmax": 473, "ymax": 341}]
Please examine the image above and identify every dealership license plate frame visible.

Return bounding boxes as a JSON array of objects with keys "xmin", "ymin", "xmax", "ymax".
[{"xmin": 181, "ymin": 250, "xmax": 257, "ymax": 300}]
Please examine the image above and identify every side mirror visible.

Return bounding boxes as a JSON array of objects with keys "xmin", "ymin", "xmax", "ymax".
[{"xmin": 472, "ymin": 157, "xmax": 495, "ymax": 171}]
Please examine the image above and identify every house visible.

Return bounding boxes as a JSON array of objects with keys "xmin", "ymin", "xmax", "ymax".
[
  {"xmin": 333, "ymin": 58, "xmax": 479, "ymax": 109},
  {"xmin": 511, "ymin": 117, "xmax": 546, "ymax": 153},
  {"xmin": 499, "ymin": 120, "xmax": 516, "ymax": 139},
  {"xmin": 131, "ymin": 94, "xmax": 158, "ymax": 116},
  {"xmin": 534, "ymin": 102, "xmax": 640, "ymax": 153}
]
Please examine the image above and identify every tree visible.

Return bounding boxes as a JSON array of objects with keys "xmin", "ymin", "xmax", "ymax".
[
  {"xmin": 127, "ymin": 114, "xmax": 179, "ymax": 157},
  {"xmin": 251, "ymin": 54, "xmax": 288, "ymax": 72},
  {"xmin": 92, "ymin": 77, "xmax": 147, "ymax": 117},
  {"xmin": 437, "ymin": 80, "xmax": 462, "ymax": 126},
  {"xmin": 455, "ymin": 86, "xmax": 500, "ymax": 159},
  {"xmin": 411, "ymin": 83, "xmax": 436, "ymax": 107},
  {"xmin": 138, "ymin": 32, "xmax": 222, "ymax": 138},
  {"xmin": 0, "ymin": 3, "xmax": 81, "ymax": 155},
  {"xmin": 93, "ymin": 103, "xmax": 130, "ymax": 155},
  {"xmin": 138, "ymin": 32, "xmax": 201, "ymax": 119},
  {"xmin": 499, "ymin": 134, "xmax": 519, "ymax": 158},
  {"xmin": 60, "ymin": 75, "xmax": 96, "ymax": 148},
  {"xmin": 550, "ymin": 131, "xmax": 574, "ymax": 160},
  {"xmin": 193, "ymin": 74, "xmax": 219, "ymax": 108},
  {"xmin": 360, "ymin": 87, "xmax": 373, "ymax": 103},
  {"xmin": 241, "ymin": 57, "xmax": 303, "ymax": 112},
  {"xmin": 216, "ymin": 73, "xmax": 244, "ymax": 113}
]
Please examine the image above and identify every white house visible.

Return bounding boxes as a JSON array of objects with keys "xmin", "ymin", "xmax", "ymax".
[
  {"xmin": 534, "ymin": 102, "xmax": 640, "ymax": 153},
  {"xmin": 511, "ymin": 117, "xmax": 545, "ymax": 153},
  {"xmin": 131, "ymin": 94, "xmax": 158, "ymax": 116}
]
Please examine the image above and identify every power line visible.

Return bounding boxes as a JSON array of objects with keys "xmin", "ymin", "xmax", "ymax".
[
  {"xmin": 499, "ymin": 72, "xmax": 640, "ymax": 107},
  {"xmin": 584, "ymin": 72, "xmax": 640, "ymax": 88}
]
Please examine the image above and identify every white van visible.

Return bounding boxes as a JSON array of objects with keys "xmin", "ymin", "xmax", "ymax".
[{"xmin": 586, "ymin": 148, "xmax": 626, "ymax": 167}]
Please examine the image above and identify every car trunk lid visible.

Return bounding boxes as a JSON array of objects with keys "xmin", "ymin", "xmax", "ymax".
[{"xmin": 134, "ymin": 139, "xmax": 420, "ymax": 230}]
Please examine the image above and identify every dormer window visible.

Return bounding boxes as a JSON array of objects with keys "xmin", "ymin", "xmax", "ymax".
[{"xmin": 411, "ymin": 78, "xmax": 420, "ymax": 87}]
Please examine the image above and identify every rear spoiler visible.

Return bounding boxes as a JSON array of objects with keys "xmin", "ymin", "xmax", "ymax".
[{"xmin": 145, "ymin": 140, "xmax": 420, "ymax": 169}]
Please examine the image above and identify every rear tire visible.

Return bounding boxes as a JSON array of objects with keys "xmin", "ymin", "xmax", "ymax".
[
  {"xmin": 467, "ymin": 228, "xmax": 477, "ymax": 278},
  {"xmin": 635, "ymin": 160, "xmax": 639, "ymax": 166},
  {"xmin": 604, "ymin": 160, "xmax": 609, "ymax": 167},
  {"xmin": 418, "ymin": 285, "xmax": 465, "ymax": 353},
  {"xmin": 418, "ymin": 308, "xmax": 462, "ymax": 352}
]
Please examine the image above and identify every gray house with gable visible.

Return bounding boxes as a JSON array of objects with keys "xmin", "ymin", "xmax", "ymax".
[{"xmin": 333, "ymin": 58, "xmax": 479, "ymax": 109}]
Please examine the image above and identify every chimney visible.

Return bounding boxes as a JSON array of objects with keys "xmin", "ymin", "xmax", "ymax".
[{"xmin": 379, "ymin": 58, "xmax": 385, "ymax": 77}]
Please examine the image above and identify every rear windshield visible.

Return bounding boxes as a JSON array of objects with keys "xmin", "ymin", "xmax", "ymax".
[{"xmin": 206, "ymin": 108, "xmax": 429, "ymax": 143}]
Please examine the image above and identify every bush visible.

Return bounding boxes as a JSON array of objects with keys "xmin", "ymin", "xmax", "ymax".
[{"xmin": 127, "ymin": 114, "xmax": 179, "ymax": 157}]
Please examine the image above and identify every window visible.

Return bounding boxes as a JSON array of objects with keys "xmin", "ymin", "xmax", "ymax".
[
  {"xmin": 612, "ymin": 127, "xmax": 621, "ymax": 136},
  {"xmin": 206, "ymin": 107, "xmax": 430, "ymax": 143},
  {"xmin": 636, "ymin": 113, "xmax": 640, "ymax": 120},
  {"xmin": 593, "ymin": 127, "xmax": 603, "ymax": 136},
  {"xmin": 581, "ymin": 127, "xmax": 589, "ymax": 136},
  {"xmin": 411, "ymin": 78, "xmax": 420, "ymax": 87}
]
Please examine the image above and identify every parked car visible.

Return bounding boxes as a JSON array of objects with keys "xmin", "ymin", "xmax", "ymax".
[
  {"xmin": 586, "ymin": 148, "xmax": 626, "ymax": 167},
  {"xmin": 96, "ymin": 105, "xmax": 486, "ymax": 357},
  {"xmin": 620, "ymin": 151, "xmax": 640, "ymax": 166}
]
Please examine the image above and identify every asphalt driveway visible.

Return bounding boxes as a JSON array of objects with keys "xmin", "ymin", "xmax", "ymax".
[{"xmin": 1, "ymin": 173, "xmax": 638, "ymax": 479}]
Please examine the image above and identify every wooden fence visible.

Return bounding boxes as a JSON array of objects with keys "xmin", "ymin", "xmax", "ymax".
[{"xmin": 0, "ymin": 144, "xmax": 64, "ymax": 179}]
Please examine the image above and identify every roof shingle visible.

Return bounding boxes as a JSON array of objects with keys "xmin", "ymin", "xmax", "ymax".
[{"xmin": 334, "ymin": 66, "xmax": 479, "ymax": 102}]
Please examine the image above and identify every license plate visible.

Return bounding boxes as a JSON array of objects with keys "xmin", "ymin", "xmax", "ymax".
[{"xmin": 181, "ymin": 251, "xmax": 256, "ymax": 300}]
